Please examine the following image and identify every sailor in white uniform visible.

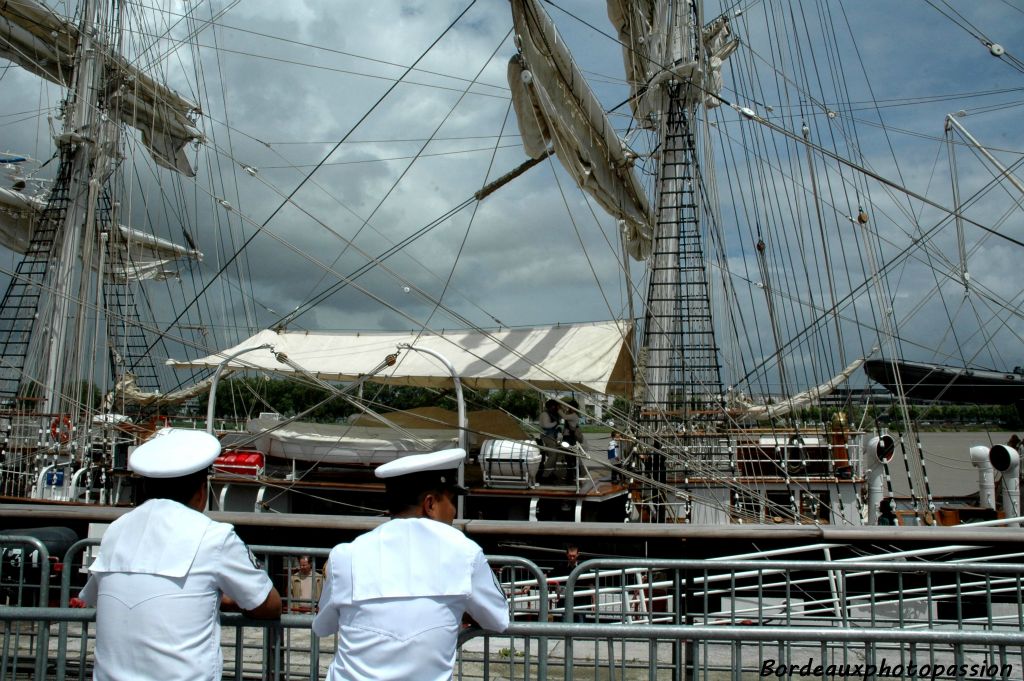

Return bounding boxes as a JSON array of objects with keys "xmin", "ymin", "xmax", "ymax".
[
  {"xmin": 80, "ymin": 428, "xmax": 282, "ymax": 681},
  {"xmin": 313, "ymin": 449, "xmax": 510, "ymax": 681}
]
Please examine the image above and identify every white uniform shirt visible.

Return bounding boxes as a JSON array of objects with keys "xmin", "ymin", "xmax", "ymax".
[
  {"xmin": 80, "ymin": 499, "xmax": 273, "ymax": 681},
  {"xmin": 312, "ymin": 518, "xmax": 510, "ymax": 681}
]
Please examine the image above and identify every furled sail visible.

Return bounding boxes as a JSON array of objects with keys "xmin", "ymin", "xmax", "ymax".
[
  {"xmin": 0, "ymin": 185, "xmax": 37, "ymax": 252},
  {"xmin": 701, "ymin": 15, "xmax": 738, "ymax": 109},
  {"xmin": 105, "ymin": 226, "xmax": 204, "ymax": 282},
  {"xmin": 729, "ymin": 355, "xmax": 870, "ymax": 422},
  {"xmin": 103, "ymin": 370, "xmax": 231, "ymax": 410},
  {"xmin": 508, "ymin": 0, "xmax": 652, "ymax": 260},
  {"xmin": 606, "ymin": 0, "xmax": 658, "ymax": 126},
  {"xmin": 0, "ymin": 0, "xmax": 203, "ymax": 176},
  {"xmin": 607, "ymin": 1, "xmax": 737, "ymax": 126},
  {"xmin": 0, "ymin": 185, "xmax": 202, "ymax": 280}
]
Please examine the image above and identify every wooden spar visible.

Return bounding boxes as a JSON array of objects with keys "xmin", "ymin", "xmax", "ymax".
[{"xmin": 473, "ymin": 150, "xmax": 554, "ymax": 201}]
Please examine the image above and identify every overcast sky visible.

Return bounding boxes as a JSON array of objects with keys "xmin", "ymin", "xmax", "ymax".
[{"xmin": 1, "ymin": 0, "xmax": 1022, "ymax": 390}]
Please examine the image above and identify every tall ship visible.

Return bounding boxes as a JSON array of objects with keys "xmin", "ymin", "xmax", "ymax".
[{"xmin": 0, "ymin": 0, "xmax": 1021, "ymax": 526}]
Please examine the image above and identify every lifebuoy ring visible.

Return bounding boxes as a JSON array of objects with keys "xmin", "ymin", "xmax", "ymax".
[
  {"xmin": 50, "ymin": 415, "xmax": 72, "ymax": 444},
  {"xmin": 786, "ymin": 435, "xmax": 806, "ymax": 475}
]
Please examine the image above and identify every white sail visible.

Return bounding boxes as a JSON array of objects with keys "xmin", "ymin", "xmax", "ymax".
[
  {"xmin": 508, "ymin": 0, "xmax": 652, "ymax": 260},
  {"xmin": 0, "ymin": 185, "xmax": 37, "ymax": 252},
  {"xmin": 0, "ymin": 0, "xmax": 203, "ymax": 176},
  {"xmin": 105, "ymin": 226, "xmax": 204, "ymax": 282},
  {"xmin": 606, "ymin": 0, "xmax": 658, "ymax": 126},
  {"xmin": 700, "ymin": 15, "xmax": 738, "ymax": 109},
  {"xmin": 0, "ymin": 185, "xmax": 201, "ymax": 281}
]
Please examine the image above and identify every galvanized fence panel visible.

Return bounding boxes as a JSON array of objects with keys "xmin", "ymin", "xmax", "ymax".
[
  {"xmin": 0, "ymin": 534, "xmax": 53, "ymax": 680},
  {"xmin": 557, "ymin": 558, "xmax": 1024, "ymax": 681},
  {"xmin": 2, "ymin": 533, "xmax": 1023, "ymax": 680}
]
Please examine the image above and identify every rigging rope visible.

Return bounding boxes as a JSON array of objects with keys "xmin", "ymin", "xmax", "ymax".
[
  {"xmin": 285, "ymin": 25, "xmax": 513, "ymax": 329},
  {"xmin": 143, "ymin": 0, "xmax": 482, "ymax": 358}
]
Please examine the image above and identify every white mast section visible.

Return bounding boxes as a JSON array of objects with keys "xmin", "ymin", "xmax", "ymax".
[{"xmin": 37, "ymin": 0, "xmax": 115, "ymax": 416}]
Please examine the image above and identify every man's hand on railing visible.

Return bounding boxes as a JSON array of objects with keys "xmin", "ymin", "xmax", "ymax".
[{"xmin": 69, "ymin": 597, "xmax": 87, "ymax": 608}]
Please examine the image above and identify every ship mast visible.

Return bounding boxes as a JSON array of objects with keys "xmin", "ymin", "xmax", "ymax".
[
  {"xmin": 636, "ymin": 0, "xmax": 724, "ymax": 519},
  {"xmin": 640, "ymin": 0, "xmax": 724, "ymax": 423},
  {"xmin": 0, "ymin": 0, "xmax": 119, "ymax": 496},
  {"xmin": 40, "ymin": 0, "xmax": 118, "ymax": 416}
]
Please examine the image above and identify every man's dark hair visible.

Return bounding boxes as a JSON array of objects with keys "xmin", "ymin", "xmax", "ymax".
[
  {"xmin": 385, "ymin": 483, "xmax": 450, "ymax": 516},
  {"xmin": 137, "ymin": 467, "xmax": 209, "ymax": 506},
  {"xmin": 382, "ymin": 467, "xmax": 461, "ymax": 516}
]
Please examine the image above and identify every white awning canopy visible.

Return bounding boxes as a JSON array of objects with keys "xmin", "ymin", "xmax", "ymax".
[{"xmin": 168, "ymin": 321, "xmax": 634, "ymax": 396}]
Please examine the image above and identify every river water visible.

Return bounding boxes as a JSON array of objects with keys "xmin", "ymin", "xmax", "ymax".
[{"xmin": 874, "ymin": 430, "xmax": 1017, "ymax": 498}]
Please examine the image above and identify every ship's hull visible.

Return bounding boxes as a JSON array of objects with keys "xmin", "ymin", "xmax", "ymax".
[{"xmin": 864, "ymin": 359, "xmax": 1024, "ymax": 405}]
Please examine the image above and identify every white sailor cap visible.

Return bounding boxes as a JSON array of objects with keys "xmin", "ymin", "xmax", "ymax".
[
  {"xmin": 375, "ymin": 448, "xmax": 468, "ymax": 495},
  {"xmin": 129, "ymin": 428, "xmax": 221, "ymax": 478}
]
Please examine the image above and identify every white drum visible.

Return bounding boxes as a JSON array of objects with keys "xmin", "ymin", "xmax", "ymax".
[{"xmin": 479, "ymin": 439, "xmax": 542, "ymax": 488}]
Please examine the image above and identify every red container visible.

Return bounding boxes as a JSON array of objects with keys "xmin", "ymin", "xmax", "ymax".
[{"xmin": 213, "ymin": 450, "xmax": 265, "ymax": 477}]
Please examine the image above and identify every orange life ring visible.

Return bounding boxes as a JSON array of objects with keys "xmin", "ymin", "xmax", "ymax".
[{"xmin": 49, "ymin": 415, "xmax": 72, "ymax": 444}]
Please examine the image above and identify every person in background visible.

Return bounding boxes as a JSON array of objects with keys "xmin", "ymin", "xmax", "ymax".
[
  {"xmin": 555, "ymin": 544, "xmax": 586, "ymax": 622},
  {"xmin": 878, "ymin": 497, "xmax": 900, "ymax": 526},
  {"xmin": 539, "ymin": 399, "xmax": 562, "ymax": 442},
  {"xmin": 559, "ymin": 398, "xmax": 584, "ymax": 483},
  {"xmin": 80, "ymin": 428, "xmax": 281, "ymax": 681},
  {"xmin": 563, "ymin": 544, "xmax": 580, "ymax": 572},
  {"xmin": 607, "ymin": 431, "xmax": 621, "ymax": 483},
  {"xmin": 289, "ymin": 555, "xmax": 324, "ymax": 612},
  {"xmin": 559, "ymin": 398, "xmax": 584, "ymax": 447},
  {"xmin": 537, "ymin": 399, "xmax": 563, "ymax": 482},
  {"xmin": 313, "ymin": 449, "xmax": 509, "ymax": 681}
]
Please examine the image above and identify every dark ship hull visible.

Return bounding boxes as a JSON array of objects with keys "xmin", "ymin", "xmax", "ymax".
[{"xmin": 864, "ymin": 359, "xmax": 1024, "ymax": 405}]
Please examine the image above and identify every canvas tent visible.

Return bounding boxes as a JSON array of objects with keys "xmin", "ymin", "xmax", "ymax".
[{"xmin": 169, "ymin": 321, "xmax": 634, "ymax": 397}]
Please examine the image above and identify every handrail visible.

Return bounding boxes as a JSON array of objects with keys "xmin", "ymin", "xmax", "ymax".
[
  {"xmin": 4, "ymin": 607, "xmax": 1024, "ymax": 646},
  {"xmin": 3, "ymin": 540, "xmax": 1024, "ymax": 681}
]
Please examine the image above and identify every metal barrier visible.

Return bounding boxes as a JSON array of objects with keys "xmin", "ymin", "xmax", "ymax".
[
  {"xmin": 555, "ymin": 557, "xmax": 1024, "ymax": 680},
  {"xmin": 0, "ymin": 534, "xmax": 53, "ymax": 679},
  {"xmin": 55, "ymin": 541, "xmax": 333, "ymax": 681},
  {"xmin": 1, "ymin": 533, "xmax": 1023, "ymax": 680}
]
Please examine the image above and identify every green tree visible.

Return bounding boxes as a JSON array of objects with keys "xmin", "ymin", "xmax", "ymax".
[{"xmin": 484, "ymin": 390, "xmax": 540, "ymax": 420}]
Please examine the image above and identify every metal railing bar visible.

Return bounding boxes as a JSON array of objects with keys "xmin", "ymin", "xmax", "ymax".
[
  {"xmin": 4, "ymin": 538, "xmax": 1024, "ymax": 681},
  {"xmin": 0, "ymin": 535, "xmax": 50, "ymax": 679}
]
